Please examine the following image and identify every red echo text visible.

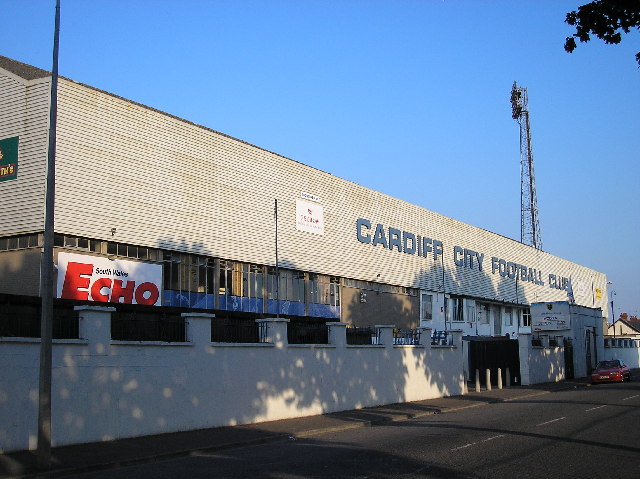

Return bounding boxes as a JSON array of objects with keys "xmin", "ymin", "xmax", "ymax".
[{"xmin": 61, "ymin": 261, "xmax": 160, "ymax": 305}]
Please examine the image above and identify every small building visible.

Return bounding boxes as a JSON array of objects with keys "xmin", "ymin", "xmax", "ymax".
[
  {"xmin": 530, "ymin": 301, "xmax": 605, "ymax": 378},
  {"xmin": 607, "ymin": 316, "xmax": 640, "ymax": 339}
]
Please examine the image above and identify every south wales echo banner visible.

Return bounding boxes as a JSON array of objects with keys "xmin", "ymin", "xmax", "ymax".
[{"xmin": 57, "ymin": 252, "xmax": 162, "ymax": 306}]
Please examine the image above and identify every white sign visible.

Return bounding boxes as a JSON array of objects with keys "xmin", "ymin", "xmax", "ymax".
[
  {"xmin": 301, "ymin": 192, "xmax": 321, "ymax": 202},
  {"xmin": 532, "ymin": 310, "xmax": 571, "ymax": 331},
  {"xmin": 57, "ymin": 252, "xmax": 162, "ymax": 305},
  {"xmin": 296, "ymin": 199, "xmax": 324, "ymax": 235}
]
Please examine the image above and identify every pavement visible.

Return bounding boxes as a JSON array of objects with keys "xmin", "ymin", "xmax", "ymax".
[{"xmin": 0, "ymin": 377, "xmax": 594, "ymax": 479}]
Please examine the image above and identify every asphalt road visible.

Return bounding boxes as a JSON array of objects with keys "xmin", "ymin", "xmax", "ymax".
[{"xmin": 66, "ymin": 381, "xmax": 640, "ymax": 479}]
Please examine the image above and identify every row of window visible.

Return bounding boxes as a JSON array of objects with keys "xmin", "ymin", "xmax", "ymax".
[
  {"xmin": 52, "ymin": 234, "xmax": 342, "ymax": 307},
  {"xmin": 343, "ymin": 278, "xmax": 419, "ymax": 296},
  {"xmin": 420, "ymin": 293, "xmax": 532, "ymax": 327},
  {"xmin": 162, "ymin": 255, "xmax": 340, "ymax": 306},
  {"xmin": 0, "ymin": 233, "xmax": 39, "ymax": 251},
  {"xmin": 2, "ymin": 234, "xmax": 533, "ymax": 321}
]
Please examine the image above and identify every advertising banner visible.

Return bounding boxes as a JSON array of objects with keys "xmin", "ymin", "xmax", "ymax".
[
  {"xmin": 0, "ymin": 136, "xmax": 18, "ymax": 182},
  {"xmin": 296, "ymin": 199, "xmax": 324, "ymax": 235},
  {"xmin": 57, "ymin": 252, "xmax": 162, "ymax": 306}
]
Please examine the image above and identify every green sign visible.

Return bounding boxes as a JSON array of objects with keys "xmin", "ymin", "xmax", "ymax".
[{"xmin": 0, "ymin": 136, "xmax": 19, "ymax": 182}]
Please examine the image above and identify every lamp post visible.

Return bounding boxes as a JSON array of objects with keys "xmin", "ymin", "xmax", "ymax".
[{"xmin": 607, "ymin": 281, "xmax": 616, "ymax": 337}]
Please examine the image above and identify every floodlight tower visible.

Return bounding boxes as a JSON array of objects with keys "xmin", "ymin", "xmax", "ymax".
[{"xmin": 511, "ymin": 81, "xmax": 542, "ymax": 250}]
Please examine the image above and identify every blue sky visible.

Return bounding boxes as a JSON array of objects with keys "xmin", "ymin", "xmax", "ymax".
[{"xmin": 2, "ymin": 0, "xmax": 638, "ymax": 318}]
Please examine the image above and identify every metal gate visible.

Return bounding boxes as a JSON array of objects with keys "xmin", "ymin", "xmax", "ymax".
[
  {"xmin": 467, "ymin": 338, "xmax": 521, "ymax": 386},
  {"xmin": 563, "ymin": 338, "xmax": 574, "ymax": 379}
]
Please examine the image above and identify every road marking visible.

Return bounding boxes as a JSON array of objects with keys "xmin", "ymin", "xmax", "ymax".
[
  {"xmin": 451, "ymin": 434, "xmax": 506, "ymax": 451},
  {"xmin": 622, "ymin": 394, "xmax": 639, "ymax": 401},
  {"xmin": 481, "ymin": 434, "xmax": 506, "ymax": 442},
  {"xmin": 536, "ymin": 417, "xmax": 566, "ymax": 426},
  {"xmin": 585, "ymin": 405, "xmax": 607, "ymax": 411},
  {"xmin": 451, "ymin": 443, "xmax": 474, "ymax": 451}
]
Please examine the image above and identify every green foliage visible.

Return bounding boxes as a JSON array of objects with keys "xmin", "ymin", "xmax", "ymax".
[{"xmin": 564, "ymin": 0, "xmax": 640, "ymax": 65}]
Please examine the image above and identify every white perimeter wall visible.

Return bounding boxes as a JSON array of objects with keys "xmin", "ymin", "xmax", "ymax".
[
  {"xmin": 0, "ymin": 308, "xmax": 466, "ymax": 453},
  {"xmin": 518, "ymin": 333, "xmax": 566, "ymax": 385},
  {"xmin": 604, "ymin": 340, "xmax": 640, "ymax": 368}
]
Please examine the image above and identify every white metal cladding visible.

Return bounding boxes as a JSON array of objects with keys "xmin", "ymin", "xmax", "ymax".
[
  {"xmin": 18, "ymin": 75, "xmax": 607, "ymax": 310},
  {"xmin": 0, "ymin": 70, "xmax": 49, "ymax": 235}
]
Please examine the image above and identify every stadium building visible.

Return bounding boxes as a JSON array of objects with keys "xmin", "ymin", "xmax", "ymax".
[{"xmin": 0, "ymin": 55, "xmax": 609, "ymax": 339}]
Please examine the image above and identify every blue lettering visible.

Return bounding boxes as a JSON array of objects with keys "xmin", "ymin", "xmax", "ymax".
[
  {"xmin": 372, "ymin": 223, "xmax": 388, "ymax": 249},
  {"xmin": 422, "ymin": 238, "xmax": 432, "ymax": 258},
  {"xmin": 492, "ymin": 257, "xmax": 499, "ymax": 274},
  {"xmin": 499, "ymin": 259, "xmax": 507, "ymax": 277},
  {"xmin": 454, "ymin": 246, "xmax": 464, "ymax": 266},
  {"xmin": 356, "ymin": 218, "xmax": 371, "ymax": 243},
  {"xmin": 403, "ymin": 232, "xmax": 416, "ymax": 254},
  {"xmin": 432, "ymin": 240, "xmax": 443, "ymax": 261},
  {"xmin": 388, "ymin": 228, "xmax": 402, "ymax": 252}
]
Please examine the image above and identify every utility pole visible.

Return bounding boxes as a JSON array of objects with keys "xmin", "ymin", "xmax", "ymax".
[
  {"xmin": 510, "ymin": 82, "xmax": 542, "ymax": 250},
  {"xmin": 274, "ymin": 199, "xmax": 280, "ymax": 318},
  {"xmin": 38, "ymin": 0, "xmax": 60, "ymax": 468}
]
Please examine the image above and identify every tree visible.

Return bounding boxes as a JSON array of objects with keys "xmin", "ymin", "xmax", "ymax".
[{"xmin": 564, "ymin": 0, "xmax": 640, "ymax": 65}]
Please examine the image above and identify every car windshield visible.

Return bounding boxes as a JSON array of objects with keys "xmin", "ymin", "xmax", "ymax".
[{"xmin": 597, "ymin": 360, "xmax": 621, "ymax": 369}]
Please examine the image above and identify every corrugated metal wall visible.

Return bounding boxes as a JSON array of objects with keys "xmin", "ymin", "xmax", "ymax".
[
  {"xmin": 0, "ymin": 71, "xmax": 49, "ymax": 235},
  {"xmin": 1, "ymin": 72, "xmax": 608, "ymax": 311}
]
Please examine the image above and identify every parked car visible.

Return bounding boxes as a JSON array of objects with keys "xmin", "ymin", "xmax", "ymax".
[{"xmin": 590, "ymin": 359, "xmax": 631, "ymax": 384}]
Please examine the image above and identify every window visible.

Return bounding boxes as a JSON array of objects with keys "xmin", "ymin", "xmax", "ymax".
[
  {"xmin": 522, "ymin": 308, "xmax": 531, "ymax": 327},
  {"xmin": 219, "ymin": 260, "xmax": 237, "ymax": 296},
  {"xmin": 279, "ymin": 270, "xmax": 305, "ymax": 303},
  {"xmin": 242, "ymin": 263, "xmax": 264, "ymax": 299},
  {"xmin": 467, "ymin": 303, "xmax": 476, "ymax": 322},
  {"xmin": 163, "ymin": 252, "xmax": 214, "ymax": 294},
  {"xmin": 478, "ymin": 304, "xmax": 490, "ymax": 324},
  {"xmin": 449, "ymin": 296, "xmax": 464, "ymax": 322},
  {"xmin": 421, "ymin": 293, "xmax": 433, "ymax": 321},
  {"xmin": 0, "ymin": 234, "xmax": 39, "ymax": 250},
  {"xmin": 504, "ymin": 307, "xmax": 513, "ymax": 326},
  {"xmin": 328, "ymin": 277, "xmax": 340, "ymax": 307}
]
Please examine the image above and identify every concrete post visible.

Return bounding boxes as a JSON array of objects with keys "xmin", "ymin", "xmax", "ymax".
[
  {"xmin": 518, "ymin": 332, "xmax": 532, "ymax": 386},
  {"xmin": 181, "ymin": 312, "xmax": 215, "ymax": 347},
  {"xmin": 475, "ymin": 369, "xmax": 481, "ymax": 392},
  {"xmin": 486, "ymin": 369, "xmax": 492, "ymax": 391},
  {"xmin": 497, "ymin": 367, "xmax": 503, "ymax": 389},
  {"xmin": 375, "ymin": 325, "xmax": 395, "ymax": 349},
  {"xmin": 257, "ymin": 318, "xmax": 290, "ymax": 349},
  {"xmin": 419, "ymin": 327, "xmax": 432, "ymax": 349},
  {"xmin": 327, "ymin": 322, "xmax": 347, "ymax": 348},
  {"xmin": 74, "ymin": 306, "xmax": 116, "ymax": 356},
  {"xmin": 450, "ymin": 329, "xmax": 463, "ymax": 348}
]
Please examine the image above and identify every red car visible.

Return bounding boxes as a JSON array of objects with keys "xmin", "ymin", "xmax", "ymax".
[{"xmin": 591, "ymin": 359, "xmax": 631, "ymax": 384}]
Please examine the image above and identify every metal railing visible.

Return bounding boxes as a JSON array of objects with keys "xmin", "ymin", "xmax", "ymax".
[
  {"xmin": 211, "ymin": 318, "xmax": 268, "ymax": 343},
  {"xmin": 393, "ymin": 328, "xmax": 421, "ymax": 345},
  {"xmin": 431, "ymin": 330, "xmax": 452, "ymax": 346},
  {"xmin": 346, "ymin": 326, "xmax": 377, "ymax": 345},
  {"xmin": 287, "ymin": 320, "xmax": 329, "ymax": 345},
  {"xmin": 111, "ymin": 312, "xmax": 186, "ymax": 342},
  {"xmin": 0, "ymin": 311, "xmax": 79, "ymax": 339}
]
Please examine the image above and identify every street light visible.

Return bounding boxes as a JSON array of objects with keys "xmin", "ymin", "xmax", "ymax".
[{"xmin": 607, "ymin": 281, "xmax": 616, "ymax": 337}]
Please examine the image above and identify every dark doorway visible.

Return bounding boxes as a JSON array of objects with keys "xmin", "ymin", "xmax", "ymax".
[
  {"xmin": 563, "ymin": 338, "xmax": 574, "ymax": 379},
  {"xmin": 467, "ymin": 338, "xmax": 521, "ymax": 386}
]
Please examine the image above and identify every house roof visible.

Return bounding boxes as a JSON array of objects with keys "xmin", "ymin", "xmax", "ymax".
[
  {"xmin": 619, "ymin": 319, "xmax": 640, "ymax": 334},
  {"xmin": 0, "ymin": 55, "xmax": 50, "ymax": 80}
]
